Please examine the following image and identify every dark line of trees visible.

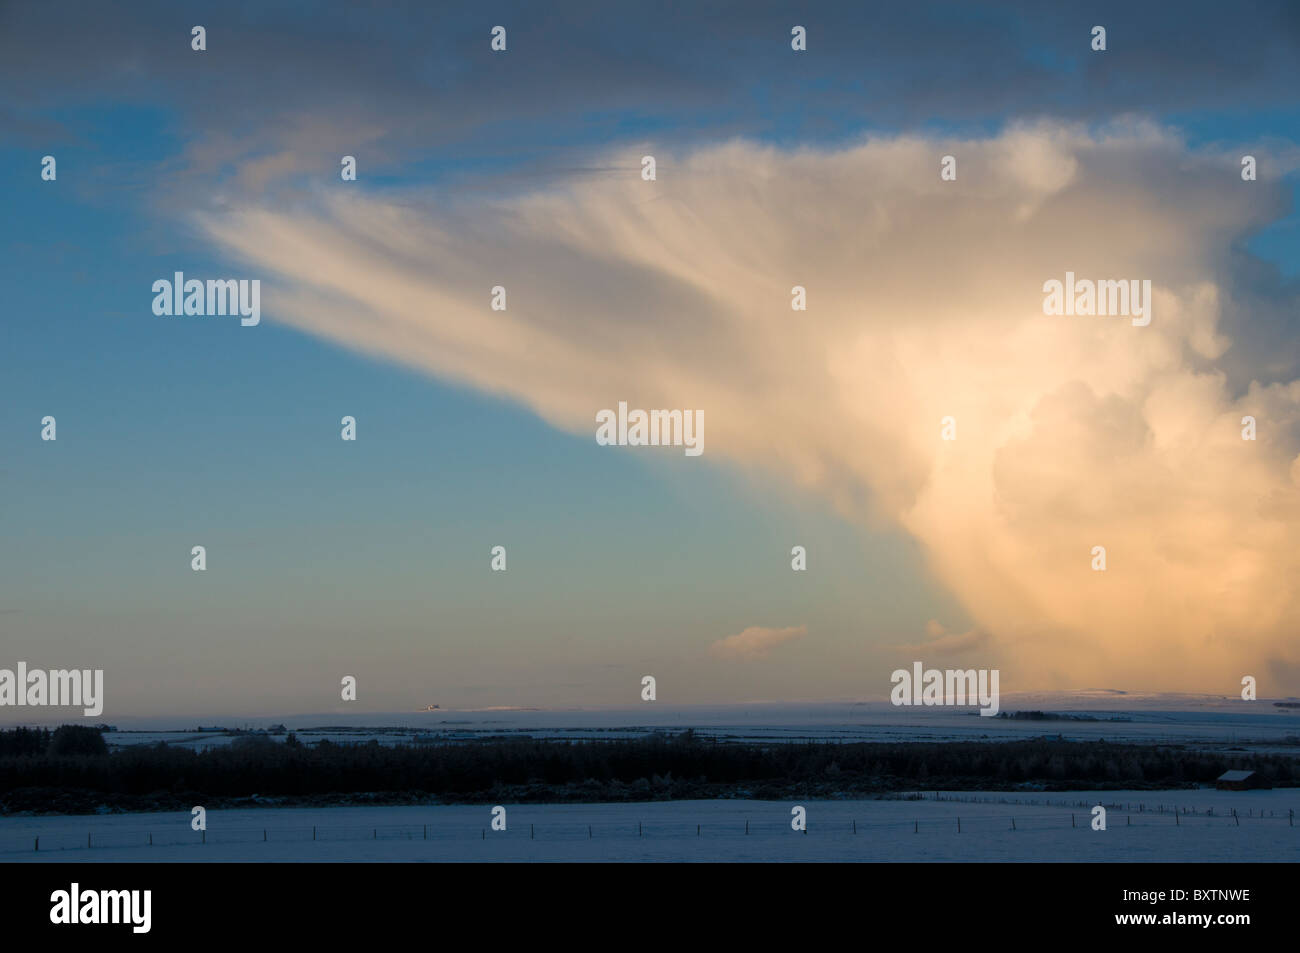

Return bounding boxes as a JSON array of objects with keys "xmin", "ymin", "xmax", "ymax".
[
  {"xmin": 0, "ymin": 725, "xmax": 107, "ymax": 758},
  {"xmin": 1, "ymin": 726, "xmax": 1296, "ymax": 814}
]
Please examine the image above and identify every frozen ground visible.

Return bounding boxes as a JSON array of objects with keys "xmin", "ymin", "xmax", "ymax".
[
  {"xmin": 17, "ymin": 694, "xmax": 1293, "ymax": 754},
  {"xmin": 3, "ymin": 788, "xmax": 1296, "ymax": 862}
]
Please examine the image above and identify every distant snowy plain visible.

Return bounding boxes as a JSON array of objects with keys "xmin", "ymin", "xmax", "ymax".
[{"xmin": 41, "ymin": 693, "xmax": 1300, "ymax": 755}]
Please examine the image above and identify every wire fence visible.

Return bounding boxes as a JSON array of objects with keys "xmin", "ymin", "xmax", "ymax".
[
  {"xmin": 4, "ymin": 805, "xmax": 1295, "ymax": 855},
  {"xmin": 909, "ymin": 790, "xmax": 1296, "ymax": 817}
]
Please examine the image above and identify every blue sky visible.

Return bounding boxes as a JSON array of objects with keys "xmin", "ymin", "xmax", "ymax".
[{"xmin": 2, "ymin": 1, "xmax": 1299, "ymax": 718}]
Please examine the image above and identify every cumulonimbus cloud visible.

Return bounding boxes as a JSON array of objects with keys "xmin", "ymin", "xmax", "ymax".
[{"xmin": 197, "ymin": 120, "xmax": 1300, "ymax": 693}]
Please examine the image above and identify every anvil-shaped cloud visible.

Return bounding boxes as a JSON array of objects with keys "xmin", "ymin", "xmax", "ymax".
[{"xmin": 198, "ymin": 122, "xmax": 1300, "ymax": 693}]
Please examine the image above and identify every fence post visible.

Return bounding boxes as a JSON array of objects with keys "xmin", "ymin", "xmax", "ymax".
[
  {"xmin": 312, "ymin": 826, "xmax": 316, "ymax": 841},
  {"xmin": 745, "ymin": 820, "xmax": 749, "ymax": 835},
  {"xmin": 1011, "ymin": 817, "xmax": 1016, "ymax": 831},
  {"xmin": 149, "ymin": 833, "xmax": 153, "ymax": 845},
  {"xmin": 1071, "ymin": 814, "xmax": 1075, "ymax": 828},
  {"xmin": 1234, "ymin": 810, "xmax": 1240, "ymax": 827},
  {"xmin": 88, "ymin": 833, "xmax": 92, "ymax": 848},
  {"xmin": 852, "ymin": 819, "xmax": 856, "ymax": 835},
  {"xmin": 957, "ymin": 817, "xmax": 961, "ymax": 833},
  {"xmin": 588, "ymin": 825, "xmax": 592, "ymax": 839},
  {"xmin": 638, "ymin": 821, "xmax": 642, "ymax": 837},
  {"xmin": 530, "ymin": 824, "xmax": 534, "ymax": 840},
  {"xmin": 1175, "ymin": 812, "xmax": 1179, "ymax": 826},
  {"xmin": 424, "ymin": 824, "xmax": 427, "ymax": 840},
  {"xmin": 264, "ymin": 829, "xmax": 267, "ymax": 842},
  {"xmin": 914, "ymin": 820, "xmax": 917, "ymax": 834},
  {"xmin": 34, "ymin": 837, "xmax": 38, "ymax": 852}
]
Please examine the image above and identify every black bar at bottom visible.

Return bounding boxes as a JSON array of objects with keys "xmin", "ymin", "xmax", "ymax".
[{"xmin": 4, "ymin": 862, "xmax": 1286, "ymax": 941}]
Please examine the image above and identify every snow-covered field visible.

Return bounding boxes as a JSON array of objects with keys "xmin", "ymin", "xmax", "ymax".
[
  {"xmin": 4, "ymin": 789, "xmax": 1296, "ymax": 862},
  {"xmin": 50, "ymin": 695, "xmax": 1300, "ymax": 754},
  {"xmin": 5, "ymin": 695, "xmax": 1296, "ymax": 861}
]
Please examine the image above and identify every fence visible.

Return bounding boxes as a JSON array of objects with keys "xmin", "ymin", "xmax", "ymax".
[
  {"xmin": 909, "ymin": 790, "xmax": 1295, "ymax": 817},
  {"xmin": 4, "ymin": 806, "xmax": 1295, "ymax": 855}
]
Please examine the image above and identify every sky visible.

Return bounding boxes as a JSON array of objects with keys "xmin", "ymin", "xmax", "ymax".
[{"xmin": 2, "ymin": 1, "xmax": 1299, "ymax": 720}]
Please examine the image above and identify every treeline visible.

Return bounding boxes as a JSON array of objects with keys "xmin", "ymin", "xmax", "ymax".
[
  {"xmin": 0, "ymin": 725, "xmax": 107, "ymax": 758},
  {"xmin": 994, "ymin": 711, "xmax": 1128, "ymax": 722},
  {"xmin": 1, "ymin": 726, "xmax": 1296, "ymax": 813}
]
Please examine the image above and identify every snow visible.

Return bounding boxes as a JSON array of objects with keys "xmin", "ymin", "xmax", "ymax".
[
  {"xmin": 56, "ymin": 696, "xmax": 1300, "ymax": 753},
  {"xmin": 4, "ymin": 789, "xmax": 1297, "ymax": 862},
  {"xmin": 6, "ymin": 695, "xmax": 1295, "ymax": 860}
]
